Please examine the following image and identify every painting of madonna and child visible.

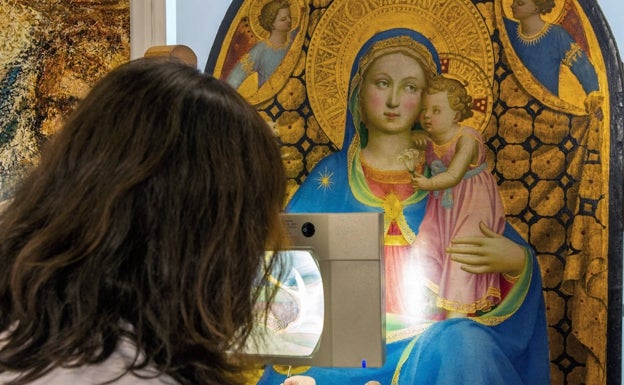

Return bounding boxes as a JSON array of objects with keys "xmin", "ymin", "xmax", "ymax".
[{"xmin": 206, "ymin": 0, "xmax": 623, "ymax": 384}]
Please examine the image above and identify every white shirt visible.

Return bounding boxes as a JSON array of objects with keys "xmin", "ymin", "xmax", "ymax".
[{"xmin": 0, "ymin": 339, "xmax": 179, "ymax": 385}]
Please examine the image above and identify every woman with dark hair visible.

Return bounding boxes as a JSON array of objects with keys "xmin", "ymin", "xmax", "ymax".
[{"xmin": 0, "ymin": 58, "xmax": 287, "ymax": 385}]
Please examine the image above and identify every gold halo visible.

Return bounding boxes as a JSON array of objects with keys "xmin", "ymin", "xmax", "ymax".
[
  {"xmin": 438, "ymin": 52, "xmax": 494, "ymax": 133},
  {"xmin": 248, "ymin": 0, "xmax": 303, "ymax": 40},
  {"xmin": 306, "ymin": 0, "xmax": 494, "ymax": 149}
]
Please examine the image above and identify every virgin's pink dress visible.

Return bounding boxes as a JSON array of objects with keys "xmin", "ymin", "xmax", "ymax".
[
  {"xmin": 416, "ymin": 126, "xmax": 506, "ymax": 314},
  {"xmin": 361, "ymin": 160, "xmax": 418, "ymax": 315},
  {"xmin": 361, "ymin": 159, "xmax": 443, "ymax": 322}
]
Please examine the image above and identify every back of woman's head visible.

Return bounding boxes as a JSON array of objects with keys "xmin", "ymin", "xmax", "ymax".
[{"xmin": 0, "ymin": 58, "xmax": 286, "ymax": 384}]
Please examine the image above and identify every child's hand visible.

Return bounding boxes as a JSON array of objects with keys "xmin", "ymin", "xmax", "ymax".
[
  {"xmin": 410, "ymin": 131, "xmax": 429, "ymax": 150},
  {"xmin": 280, "ymin": 375, "xmax": 316, "ymax": 385},
  {"xmin": 411, "ymin": 172, "xmax": 430, "ymax": 190}
]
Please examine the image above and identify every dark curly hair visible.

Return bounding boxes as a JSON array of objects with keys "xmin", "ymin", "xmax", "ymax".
[{"xmin": 0, "ymin": 58, "xmax": 287, "ymax": 385}]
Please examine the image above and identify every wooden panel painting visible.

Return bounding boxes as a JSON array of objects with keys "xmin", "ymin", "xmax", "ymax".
[
  {"xmin": 207, "ymin": 1, "xmax": 624, "ymax": 384},
  {"xmin": 206, "ymin": 0, "xmax": 622, "ymax": 384}
]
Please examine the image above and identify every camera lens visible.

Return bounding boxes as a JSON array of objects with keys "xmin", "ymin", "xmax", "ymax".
[{"xmin": 301, "ymin": 222, "xmax": 315, "ymax": 237}]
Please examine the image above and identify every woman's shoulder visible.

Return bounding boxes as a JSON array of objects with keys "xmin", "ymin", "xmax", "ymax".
[
  {"xmin": 0, "ymin": 367, "xmax": 177, "ymax": 385},
  {"xmin": 3, "ymin": 367, "xmax": 179, "ymax": 385},
  {"xmin": 0, "ymin": 339, "xmax": 179, "ymax": 385}
]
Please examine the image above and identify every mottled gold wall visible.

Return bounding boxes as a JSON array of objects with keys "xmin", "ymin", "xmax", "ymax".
[{"xmin": 0, "ymin": 0, "xmax": 130, "ymax": 200}]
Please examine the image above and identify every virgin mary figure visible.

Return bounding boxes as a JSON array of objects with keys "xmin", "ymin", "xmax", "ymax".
[{"xmin": 256, "ymin": 28, "xmax": 551, "ymax": 385}]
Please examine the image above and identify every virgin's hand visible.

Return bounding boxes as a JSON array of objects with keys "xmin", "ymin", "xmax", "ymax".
[{"xmin": 446, "ymin": 222, "xmax": 526, "ymax": 276}]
